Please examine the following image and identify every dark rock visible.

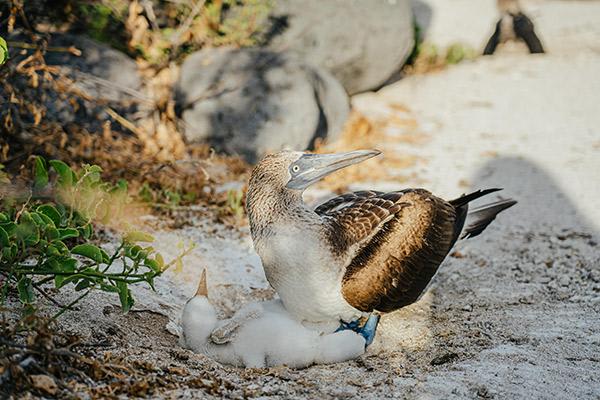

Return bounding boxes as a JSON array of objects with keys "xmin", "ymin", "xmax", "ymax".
[
  {"xmin": 262, "ymin": 0, "xmax": 414, "ymax": 94},
  {"xmin": 430, "ymin": 351, "xmax": 459, "ymax": 366},
  {"xmin": 2, "ymin": 32, "xmax": 143, "ymax": 135},
  {"xmin": 44, "ymin": 34, "xmax": 142, "ymax": 104},
  {"xmin": 175, "ymin": 47, "xmax": 349, "ymax": 163}
]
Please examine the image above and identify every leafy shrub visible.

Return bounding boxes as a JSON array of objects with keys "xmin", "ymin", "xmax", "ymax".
[{"xmin": 0, "ymin": 158, "xmax": 190, "ymax": 316}]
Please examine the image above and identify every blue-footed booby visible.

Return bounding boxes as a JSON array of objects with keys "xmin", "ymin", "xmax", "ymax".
[
  {"xmin": 484, "ymin": 0, "xmax": 545, "ymax": 55},
  {"xmin": 246, "ymin": 150, "xmax": 517, "ymax": 342}
]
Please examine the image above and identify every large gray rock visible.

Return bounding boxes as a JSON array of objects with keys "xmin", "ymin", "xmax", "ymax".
[
  {"xmin": 175, "ymin": 47, "xmax": 349, "ymax": 163},
  {"xmin": 262, "ymin": 0, "xmax": 414, "ymax": 95}
]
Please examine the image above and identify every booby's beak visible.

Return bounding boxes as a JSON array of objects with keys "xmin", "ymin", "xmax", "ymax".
[
  {"xmin": 195, "ymin": 269, "xmax": 208, "ymax": 297},
  {"xmin": 286, "ymin": 150, "xmax": 381, "ymax": 190}
]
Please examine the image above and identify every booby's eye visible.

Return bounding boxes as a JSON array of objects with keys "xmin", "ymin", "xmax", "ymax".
[{"xmin": 291, "ymin": 165, "xmax": 300, "ymax": 173}]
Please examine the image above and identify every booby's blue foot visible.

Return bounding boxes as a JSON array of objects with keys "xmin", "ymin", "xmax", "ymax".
[
  {"xmin": 360, "ymin": 314, "xmax": 380, "ymax": 347},
  {"xmin": 336, "ymin": 314, "xmax": 381, "ymax": 347}
]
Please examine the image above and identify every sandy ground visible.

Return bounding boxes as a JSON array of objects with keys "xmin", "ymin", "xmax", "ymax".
[{"xmin": 29, "ymin": 1, "xmax": 600, "ymax": 398}]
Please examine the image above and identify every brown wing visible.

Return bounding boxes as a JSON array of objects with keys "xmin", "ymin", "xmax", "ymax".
[
  {"xmin": 317, "ymin": 189, "xmax": 460, "ymax": 313},
  {"xmin": 317, "ymin": 191, "xmax": 411, "ymax": 257}
]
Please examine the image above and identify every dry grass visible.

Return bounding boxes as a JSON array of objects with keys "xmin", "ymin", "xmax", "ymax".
[
  {"xmin": 0, "ymin": 313, "xmax": 238, "ymax": 398},
  {"xmin": 0, "ymin": 31, "xmax": 250, "ymax": 223},
  {"xmin": 314, "ymin": 108, "xmax": 427, "ymax": 193}
]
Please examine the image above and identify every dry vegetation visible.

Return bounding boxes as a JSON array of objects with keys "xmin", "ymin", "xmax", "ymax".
[
  {"xmin": 0, "ymin": 1, "xmax": 264, "ymax": 217},
  {"xmin": 315, "ymin": 108, "xmax": 426, "ymax": 193}
]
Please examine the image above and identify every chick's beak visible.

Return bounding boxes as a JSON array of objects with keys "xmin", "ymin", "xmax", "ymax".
[
  {"xmin": 195, "ymin": 269, "xmax": 208, "ymax": 297},
  {"xmin": 286, "ymin": 150, "xmax": 381, "ymax": 190}
]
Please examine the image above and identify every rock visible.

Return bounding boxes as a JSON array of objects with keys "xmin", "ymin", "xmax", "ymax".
[
  {"xmin": 30, "ymin": 374, "xmax": 58, "ymax": 395},
  {"xmin": 44, "ymin": 34, "xmax": 142, "ymax": 103},
  {"xmin": 262, "ymin": 0, "xmax": 414, "ymax": 94},
  {"xmin": 175, "ymin": 47, "xmax": 349, "ymax": 163},
  {"xmin": 430, "ymin": 352, "xmax": 459, "ymax": 366},
  {"xmin": 3, "ymin": 32, "xmax": 143, "ymax": 134}
]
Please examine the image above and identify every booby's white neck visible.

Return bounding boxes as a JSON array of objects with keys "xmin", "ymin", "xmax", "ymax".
[{"xmin": 247, "ymin": 186, "xmax": 321, "ymax": 241}]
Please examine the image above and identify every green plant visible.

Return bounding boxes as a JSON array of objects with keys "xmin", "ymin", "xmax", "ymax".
[
  {"xmin": 0, "ymin": 158, "xmax": 192, "ymax": 316},
  {"xmin": 445, "ymin": 43, "xmax": 477, "ymax": 65},
  {"xmin": 225, "ymin": 188, "xmax": 245, "ymax": 219},
  {"xmin": 0, "ymin": 36, "xmax": 7, "ymax": 65}
]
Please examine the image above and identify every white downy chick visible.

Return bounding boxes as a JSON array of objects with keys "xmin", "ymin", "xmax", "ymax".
[{"xmin": 181, "ymin": 270, "xmax": 366, "ymax": 368}]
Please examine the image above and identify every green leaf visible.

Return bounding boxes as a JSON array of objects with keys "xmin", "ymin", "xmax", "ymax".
[
  {"xmin": 87, "ymin": 165, "xmax": 103, "ymax": 174},
  {"xmin": 0, "ymin": 36, "xmax": 7, "ymax": 66},
  {"xmin": 50, "ymin": 240, "xmax": 69, "ymax": 255},
  {"xmin": 57, "ymin": 228, "xmax": 79, "ymax": 240},
  {"xmin": 113, "ymin": 179, "xmax": 128, "ymax": 194},
  {"xmin": 123, "ymin": 231, "xmax": 155, "ymax": 243},
  {"xmin": 16, "ymin": 213, "xmax": 39, "ymax": 246},
  {"xmin": 45, "ymin": 243, "xmax": 62, "ymax": 257},
  {"xmin": 0, "ymin": 226, "xmax": 8, "ymax": 247},
  {"xmin": 71, "ymin": 244, "xmax": 104, "ymax": 263},
  {"xmin": 80, "ymin": 224, "xmax": 93, "ymax": 240},
  {"xmin": 49, "ymin": 160, "xmax": 74, "ymax": 187},
  {"xmin": 46, "ymin": 227, "xmax": 60, "ymax": 241},
  {"xmin": 60, "ymin": 258, "xmax": 77, "ymax": 272},
  {"xmin": 46, "ymin": 240, "xmax": 70, "ymax": 256},
  {"xmin": 100, "ymin": 248, "xmax": 110, "ymax": 263},
  {"xmin": 37, "ymin": 205, "xmax": 61, "ymax": 226},
  {"xmin": 145, "ymin": 273, "xmax": 156, "ymax": 291},
  {"xmin": 17, "ymin": 276, "xmax": 34, "ymax": 304},
  {"xmin": 138, "ymin": 183, "xmax": 154, "ymax": 203},
  {"xmin": 125, "ymin": 244, "xmax": 142, "ymax": 259},
  {"xmin": 2, "ymin": 246, "xmax": 15, "ymax": 260},
  {"xmin": 75, "ymin": 279, "xmax": 92, "ymax": 291},
  {"xmin": 54, "ymin": 274, "xmax": 85, "ymax": 289},
  {"xmin": 1, "ymin": 222, "xmax": 16, "ymax": 236},
  {"xmin": 116, "ymin": 281, "xmax": 134, "ymax": 312},
  {"xmin": 33, "ymin": 157, "xmax": 48, "ymax": 191},
  {"xmin": 144, "ymin": 259, "xmax": 160, "ymax": 273},
  {"xmin": 29, "ymin": 212, "xmax": 46, "ymax": 227},
  {"xmin": 0, "ymin": 212, "xmax": 9, "ymax": 223},
  {"xmin": 99, "ymin": 283, "xmax": 120, "ymax": 293},
  {"xmin": 48, "ymin": 257, "xmax": 77, "ymax": 280},
  {"xmin": 36, "ymin": 212, "xmax": 55, "ymax": 228}
]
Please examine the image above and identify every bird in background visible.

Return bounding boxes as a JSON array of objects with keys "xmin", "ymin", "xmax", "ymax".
[
  {"xmin": 484, "ymin": 0, "xmax": 545, "ymax": 55},
  {"xmin": 181, "ymin": 269, "xmax": 367, "ymax": 368},
  {"xmin": 246, "ymin": 150, "xmax": 516, "ymax": 344}
]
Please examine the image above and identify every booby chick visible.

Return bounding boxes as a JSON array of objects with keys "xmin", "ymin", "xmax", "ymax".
[
  {"xmin": 181, "ymin": 270, "xmax": 366, "ymax": 368},
  {"xmin": 246, "ymin": 150, "xmax": 517, "ymax": 342}
]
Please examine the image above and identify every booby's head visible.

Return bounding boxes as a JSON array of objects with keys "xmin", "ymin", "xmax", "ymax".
[
  {"xmin": 182, "ymin": 269, "xmax": 216, "ymax": 326},
  {"xmin": 249, "ymin": 149, "xmax": 381, "ymax": 194},
  {"xmin": 498, "ymin": 0, "xmax": 520, "ymax": 14},
  {"xmin": 247, "ymin": 150, "xmax": 381, "ymax": 233}
]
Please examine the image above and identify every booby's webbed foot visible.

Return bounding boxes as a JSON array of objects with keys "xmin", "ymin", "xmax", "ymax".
[{"xmin": 336, "ymin": 314, "xmax": 381, "ymax": 347}]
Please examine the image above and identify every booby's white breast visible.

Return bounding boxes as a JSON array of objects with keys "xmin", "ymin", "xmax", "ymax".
[{"xmin": 256, "ymin": 224, "xmax": 363, "ymax": 331}]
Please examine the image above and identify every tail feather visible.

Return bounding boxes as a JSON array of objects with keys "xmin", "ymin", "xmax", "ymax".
[
  {"xmin": 449, "ymin": 188, "xmax": 503, "ymax": 208},
  {"xmin": 461, "ymin": 198, "xmax": 517, "ymax": 239}
]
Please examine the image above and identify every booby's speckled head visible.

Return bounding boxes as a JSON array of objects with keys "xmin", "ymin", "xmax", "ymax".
[
  {"xmin": 246, "ymin": 149, "xmax": 381, "ymax": 235},
  {"xmin": 249, "ymin": 149, "xmax": 381, "ymax": 194}
]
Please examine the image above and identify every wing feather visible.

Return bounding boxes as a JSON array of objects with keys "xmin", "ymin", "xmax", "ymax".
[{"xmin": 316, "ymin": 189, "xmax": 459, "ymax": 313}]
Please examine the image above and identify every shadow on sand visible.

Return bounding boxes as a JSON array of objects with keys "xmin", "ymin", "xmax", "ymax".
[{"xmin": 374, "ymin": 155, "xmax": 597, "ymax": 392}]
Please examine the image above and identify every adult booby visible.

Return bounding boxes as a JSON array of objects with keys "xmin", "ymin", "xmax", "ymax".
[
  {"xmin": 246, "ymin": 150, "xmax": 516, "ymax": 342},
  {"xmin": 483, "ymin": 0, "xmax": 545, "ymax": 55}
]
